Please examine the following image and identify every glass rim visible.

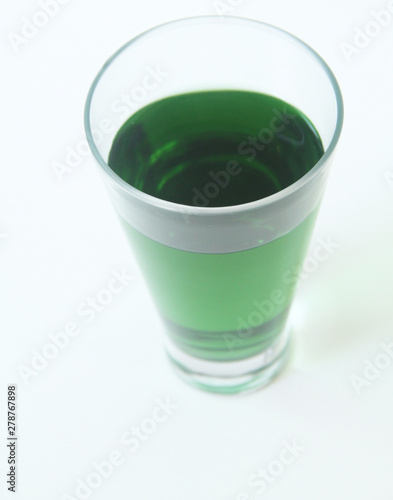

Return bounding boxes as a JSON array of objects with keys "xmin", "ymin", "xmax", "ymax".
[{"xmin": 84, "ymin": 15, "xmax": 344, "ymax": 215}]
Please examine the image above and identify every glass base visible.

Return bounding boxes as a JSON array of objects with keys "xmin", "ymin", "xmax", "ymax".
[{"xmin": 165, "ymin": 326, "xmax": 291, "ymax": 394}]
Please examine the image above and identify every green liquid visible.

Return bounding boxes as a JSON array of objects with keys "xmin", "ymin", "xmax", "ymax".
[{"xmin": 108, "ymin": 91, "xmax": 324, "ymax": 361}]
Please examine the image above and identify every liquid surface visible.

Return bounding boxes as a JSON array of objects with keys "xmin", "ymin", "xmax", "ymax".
[
  {"xmin": 108, "ymin": 91, "xmax": 324, "ymax": 361},
  {"xmin": 108, "ymin": 90, "xmax": 323, "ymax": 207}
]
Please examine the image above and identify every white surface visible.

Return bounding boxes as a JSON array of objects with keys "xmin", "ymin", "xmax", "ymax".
[{"xmin": 1, "ymin": 0, "xmax": 393, "ymax": 499}]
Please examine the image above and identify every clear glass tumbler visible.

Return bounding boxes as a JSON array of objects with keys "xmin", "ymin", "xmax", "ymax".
[{"xmin": 84, "ymin": 16, "xmax": 343, "ymax": 393}]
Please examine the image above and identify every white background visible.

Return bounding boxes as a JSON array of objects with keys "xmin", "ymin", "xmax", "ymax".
[{"xmin": 1, "ymin": 0, "xmax": 393, "ymax": 499}]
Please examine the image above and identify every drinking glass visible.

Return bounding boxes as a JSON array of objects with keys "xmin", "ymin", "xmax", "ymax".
[{"xmin": 84, "ymin": 16, "xmax": 343, "ymax": 393}]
